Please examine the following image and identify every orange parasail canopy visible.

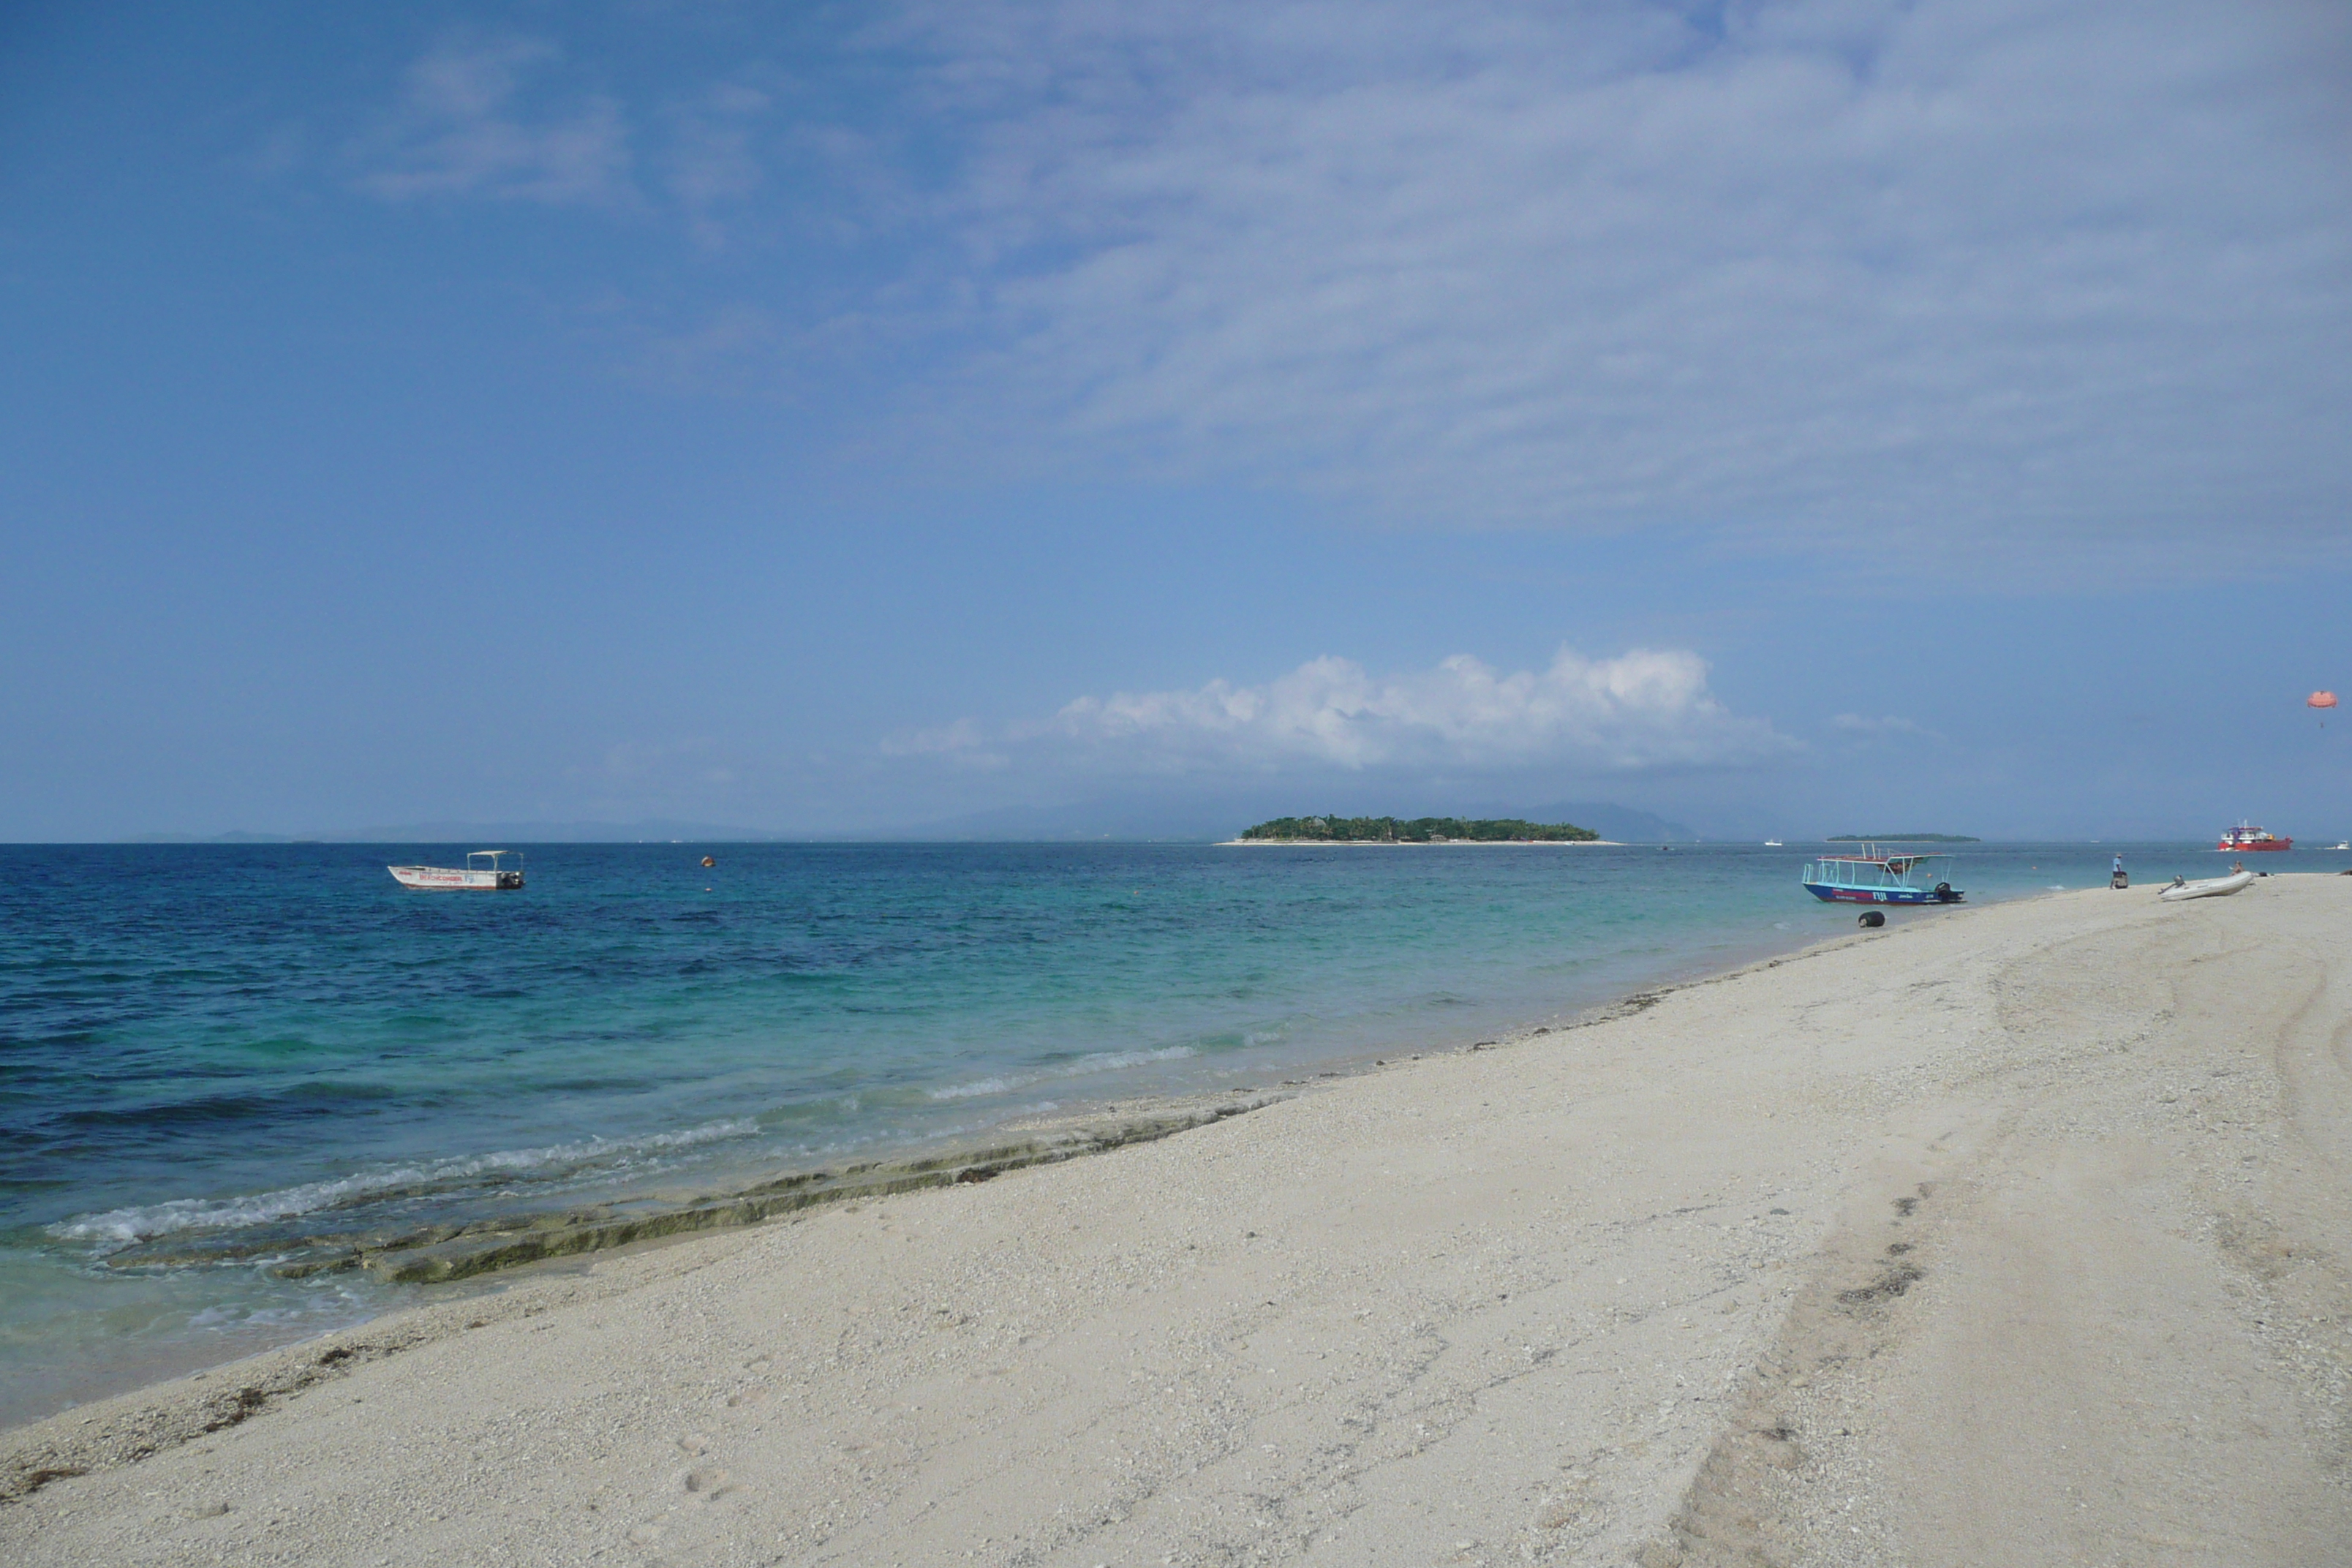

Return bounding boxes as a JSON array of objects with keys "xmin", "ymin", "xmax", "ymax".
[{"xmin": 2310, "ymin": 691, "xmax": 2339, "ymax": 709}]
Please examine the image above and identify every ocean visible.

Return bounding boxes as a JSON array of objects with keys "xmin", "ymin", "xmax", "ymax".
[{"xmin": 0, "ymin": 837, "xmax": 2261, "ymax": 1425}]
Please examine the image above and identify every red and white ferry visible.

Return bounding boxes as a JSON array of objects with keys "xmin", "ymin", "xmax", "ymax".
[
  {"xmin": 2216, "ymin": 822, "xmax": 2291, "ymax": 853},
  {"xmin": 388, "ymin": 851, "xmax": 526, "ymax": 890}
]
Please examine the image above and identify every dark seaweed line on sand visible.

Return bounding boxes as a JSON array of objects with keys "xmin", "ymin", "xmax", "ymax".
[{"xmin": 100, "ymin": 1095, "xmax": 1289, "ymax": 1289}]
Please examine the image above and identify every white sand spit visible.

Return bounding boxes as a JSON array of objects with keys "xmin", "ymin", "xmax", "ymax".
[{"xmin": 7, "ymin": 879, "xmax": 2349, "ymax": 1565}]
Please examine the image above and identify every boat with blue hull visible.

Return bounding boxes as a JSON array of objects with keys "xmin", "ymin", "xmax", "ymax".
[{"xmin": 1801, "ymin": 845, "xmax": 1964, "ymax": 905}]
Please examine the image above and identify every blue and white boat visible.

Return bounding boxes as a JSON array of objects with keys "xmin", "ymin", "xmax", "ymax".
[{"xmin": 1801, "ymin": 845, "xmax": 1964, "ymax": 905}]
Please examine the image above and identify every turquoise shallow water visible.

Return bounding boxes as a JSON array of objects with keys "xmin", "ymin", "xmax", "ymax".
[{"xmin": 0, "ymin": 837, "xmax": 2270, "ymax": 1424}]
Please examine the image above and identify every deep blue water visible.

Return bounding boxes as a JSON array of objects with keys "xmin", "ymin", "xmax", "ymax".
[{"xmin": 0, "ymin": 837, "xmax": 2277, "ymax": 1423}]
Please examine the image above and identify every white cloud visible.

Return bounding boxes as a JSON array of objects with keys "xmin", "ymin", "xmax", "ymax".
[
  {"xmin": 859, "ymin": 0, "xmax": 2352, "ymax": 563},
  {"xmin": 358, "ymin": 35, "xmax": 634, "ymax": 206},
  {"xmin": 339, "ymin": 4, "xmax": 2352, "ymax": 570},
  {"xmin": 666, "ymin": 83, "xmax": 772, "ymax": 248},
  {"xmin": 902, "ymin": 646, "xmax": 1795, "ymax": 774}
]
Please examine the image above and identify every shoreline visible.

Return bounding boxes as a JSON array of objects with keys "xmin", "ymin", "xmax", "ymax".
[
  {"xmin": 0, "ymin": 920, "xmax": 1863, "ymax": 1459},
  {"xmin": 0, "ymin": 910, "xmax": 1817, "ymax": 1431},
  {"xmin": 12, "ymin": 880, "xmax": 2346, "ymax": 1564},
  {"xmin": 4, "ymin": 877, "xmax": 1863, "ymax": 1425}
]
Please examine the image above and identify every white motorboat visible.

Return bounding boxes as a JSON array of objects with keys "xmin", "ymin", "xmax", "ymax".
[
  {"xmin": 2157, "ymin": 869, "xmax": 2255, "ymax": 902},
  {"xmin": 388, "ymin": 850, "xmax": 525, "ymax": 891}
]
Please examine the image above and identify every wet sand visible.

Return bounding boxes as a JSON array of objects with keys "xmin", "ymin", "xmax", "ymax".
[{"xmin": 7, "ymin": 878, "xmax": 2348, "ymax": 1565}]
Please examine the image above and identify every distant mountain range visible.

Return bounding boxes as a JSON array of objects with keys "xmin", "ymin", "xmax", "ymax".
[
  {"xmin": 1520, "ymin": 802, "xmax": 1700, "ymax": 843},
  {"xmin": 1237, "ymin": 815, "xmax": 1599, "ymax": 843},
  {"xmin": 123, "ymin": 820, "xmax": 802, "ymax": 845},
  {"xmin": 1825, "ymin": 833, "xmax": 1980, "ymax": 843},
  {"xmin": 118, "ymin": 799, "xmax": 1703, "ymax": 845}
]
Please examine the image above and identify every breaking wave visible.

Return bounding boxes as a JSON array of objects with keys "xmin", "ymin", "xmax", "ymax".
[
  {"xmin": 925, "ymin": 1044, "xmax": 1200, "ymax": 1102},
  {"xmin": 48, "ymin": 1118, "xmax": 761, "ymax": 1250}
]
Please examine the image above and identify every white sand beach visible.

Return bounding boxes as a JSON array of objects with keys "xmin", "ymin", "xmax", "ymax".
[{"xmin": 7, "ymin": 878, "xmax": 2348, "ymax": 1566}]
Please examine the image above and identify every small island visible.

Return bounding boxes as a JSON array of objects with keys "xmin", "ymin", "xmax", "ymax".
[
  {"xmin": 1827, "ymin": 833, "xmax": 1980, "ymax": 843},
  {"xmin": 1236, "ymin": 815, "xmax": 1599, "ymax": 843}
]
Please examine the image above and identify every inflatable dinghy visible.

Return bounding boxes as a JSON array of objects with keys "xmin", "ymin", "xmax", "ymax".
[{"xmin": 2158, "ymin": 870, "xmax": 2256, "ymax": 902}]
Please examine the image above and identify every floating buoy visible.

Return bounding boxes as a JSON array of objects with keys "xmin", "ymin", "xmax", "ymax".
[
  {"xmin": 701, "ymin": 855, "xmax": 715, "ymax": 868},
  {"xmin": 1857, "ymin": 910, "xmax": 1886, "ymax": 928}
]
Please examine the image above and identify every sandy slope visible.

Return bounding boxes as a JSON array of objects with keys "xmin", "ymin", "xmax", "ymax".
[{"xmin": 6, "ymin": 878, "xmax": 2348, "ymax": 1566}]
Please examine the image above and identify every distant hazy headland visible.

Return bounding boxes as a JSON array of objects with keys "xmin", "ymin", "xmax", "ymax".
[
  {"xmin": 1233, "ymin": 815, "xmax": 1600, "ymax": 843},
  {"xmin": 1825, "ymin": 833, "xmax": 1980, "ymax": 843},
  {"xmin": 113, "ymin": 802, "xmax": 1697, "ymax": 845}
]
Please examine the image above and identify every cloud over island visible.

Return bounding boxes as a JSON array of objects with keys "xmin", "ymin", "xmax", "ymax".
[{"xmin": 888, "ymin": 647, "xmax": 1795, "ymax": 777}]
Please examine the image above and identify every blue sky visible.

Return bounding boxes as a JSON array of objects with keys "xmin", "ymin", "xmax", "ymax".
[{"xmin": 4, "ymin": 0, "xmax": 2349, "ymax": 840}]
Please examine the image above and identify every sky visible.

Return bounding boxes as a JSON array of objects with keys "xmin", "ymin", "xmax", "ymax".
[{"xmin": 3, "ymin": 0, "xmax": 2349, "ymax": 841}]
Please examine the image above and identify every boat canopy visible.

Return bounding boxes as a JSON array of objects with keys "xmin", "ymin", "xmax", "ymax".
[
  {"xmin": 464, "ymin": 850, "xmax": 524, "ymax": 871},
  {"xmin": 1801, "ymin": 851, "xmax": 1954, "ymax": 892}
]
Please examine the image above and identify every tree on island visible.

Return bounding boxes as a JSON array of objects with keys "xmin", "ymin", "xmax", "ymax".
[{"xmin": 1238, "ymin": 815, "xmax": 1598, "ymax": 843}]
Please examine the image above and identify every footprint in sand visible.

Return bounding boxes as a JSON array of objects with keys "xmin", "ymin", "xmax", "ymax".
[
  {"xmin": 682, "ymin": 1467, "xmax": 734, "ymax": 1499},
  {"xmin": 677, "ymin": 1433, "xmax": 711, "ymax": 1455},
  {"xmin": 726, "ymin": 1386, "xmax": 769, "ymax": 1409}
]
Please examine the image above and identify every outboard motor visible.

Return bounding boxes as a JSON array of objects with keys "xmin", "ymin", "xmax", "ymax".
[{"xmin": 1933, "ymin": 881, "xmax": 1961, "ymax": 902}]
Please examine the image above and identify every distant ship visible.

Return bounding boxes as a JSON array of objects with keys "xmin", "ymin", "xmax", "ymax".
[
  {"xmin": 1763, "ymin": 838, "xmax": 1784, "ymax": 847},
  {"xmin": 388, "ymin": 850, "xmax": 526, "ymax": 890},
  {"xmin": 2216, "ymin": 823, "xmax": 2291, "ymax": 853}
]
